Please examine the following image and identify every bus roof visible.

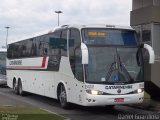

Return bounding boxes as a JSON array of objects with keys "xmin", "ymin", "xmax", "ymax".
[{"xmin": 57, "ymin": 24, "xmax": 134, "ymax": 31}]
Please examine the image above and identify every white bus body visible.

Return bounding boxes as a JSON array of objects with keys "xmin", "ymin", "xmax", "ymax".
[{"xmin": 7, "ymin": 25, "xmax": 154, "ymax": 108}]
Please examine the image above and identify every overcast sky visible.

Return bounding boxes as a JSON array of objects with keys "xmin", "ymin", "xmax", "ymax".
[{"xmin": 0, "ymin": 0, "xmax": 132, "ymax": 46}]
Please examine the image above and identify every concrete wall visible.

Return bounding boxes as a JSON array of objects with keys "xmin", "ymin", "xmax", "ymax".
[
  {"xmin": 151, "ymin": 61, "xmax": 160, "ymax": 86},
  {"xmin": 132, "ymin": 0, "xmax": 160, "ymax": 10},
  {"xmin": 132, "ymin": 0, "xmax": 153, "ymax": 10},
  {"xmin": 154, "ymin": 0, "xmax": 160, "ymax": 6},
  {"xmin": 131, "ymin": 0, "xmax": 160, "ymax": 99},
  {"xmin": 131, "ymin": 6, "xmax": 160, "ymax": 26}
]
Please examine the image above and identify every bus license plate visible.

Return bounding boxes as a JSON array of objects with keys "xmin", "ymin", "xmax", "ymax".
[{"xmin": 114, "ymin": 98, "xmax": 124, "ymax": 102}]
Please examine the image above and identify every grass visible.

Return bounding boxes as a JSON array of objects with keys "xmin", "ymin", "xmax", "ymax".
[
  {"xmin": 0, "ymin": 106, "xmax": 65, "ymax": 120},
  {"xmin": 143, "ymin": 91, "xmax": 160, "ymax": 111},
  {"xmin": 144, "ymin": 91, "xmax": 151, "ymax": 99}
]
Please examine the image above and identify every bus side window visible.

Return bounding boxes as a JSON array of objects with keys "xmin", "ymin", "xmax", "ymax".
[
  {"xmin": 7, "ymin": 45, "xmax": 13, "ymax": 59},
  {"xmin": 54, "ymin": 30, "xmax": 62, "ymax": 56},
  {"xmin": 69, "ymin": 28, "xmax": 84, "ymax": 82},
  {"xmin": 48, "ymin": 30, "xmax": 67, "ymax": 57},
  {"xmin": 61, "ymin": 29, "xmax": 67, "ymax": 56},
  {"xmin": 47, "ymin": 31, "xmax": 61, "ymax": 71},
  {"xmin": 42, "ymin": 35, "xmax": 49, "ymax": 56}
]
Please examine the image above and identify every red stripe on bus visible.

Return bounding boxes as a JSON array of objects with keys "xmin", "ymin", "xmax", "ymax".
[{"xmin": 41, "ymin": 56, "xmax": 47, "ymax": 68}]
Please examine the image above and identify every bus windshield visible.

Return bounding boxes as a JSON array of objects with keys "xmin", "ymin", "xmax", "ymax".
[{"xmin": 82, "ymin": 28, "xmax": 143, "ymax": 84}]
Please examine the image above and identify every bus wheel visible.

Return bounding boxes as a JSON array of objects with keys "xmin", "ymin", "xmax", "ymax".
[
  {"xmin": 59, "ymin": 85, "xmax": 69, "ymax": 109},
  {"xmin": 18, "ymin": 80, "xmax": 24, "ymax": 96},
  {"xmin": 13, "ymin": 80, "xmax": 19, "ymax": 94}
]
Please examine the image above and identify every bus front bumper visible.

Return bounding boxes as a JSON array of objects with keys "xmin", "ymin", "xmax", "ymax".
[{"xmin": 83, "ymin": 93, "xmax": 144, "ymax": 106}]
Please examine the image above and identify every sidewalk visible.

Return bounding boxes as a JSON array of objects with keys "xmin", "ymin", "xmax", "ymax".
[{"xmin": 128, "ymin": 99, "xmax": 160, "ymax": 113}]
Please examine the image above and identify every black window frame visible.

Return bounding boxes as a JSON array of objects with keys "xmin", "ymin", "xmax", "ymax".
[{"xmin": 68, "ymin": 28, "xmax": 84, "ymax": 82}]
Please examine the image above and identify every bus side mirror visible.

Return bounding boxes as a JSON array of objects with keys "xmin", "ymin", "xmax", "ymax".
[
  {"xmin": 141, "ymin": 43, "xmax": 155, "ymax": 64},
  {"xmin": 81, "ymin": 43, "xmax": 88, "ymax": 64}
]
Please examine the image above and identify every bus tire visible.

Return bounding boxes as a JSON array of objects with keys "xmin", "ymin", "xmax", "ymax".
[
  {"xmin": 18, "ymin": 80, "xmax": 24, "ymax": 96},
  {"xmin": 58, "ymin": 84, "xmax": 69, "ymax": 109},
  {"xmin": 13, "ymin": 79, "xmax": 19, "ymax": 95}
]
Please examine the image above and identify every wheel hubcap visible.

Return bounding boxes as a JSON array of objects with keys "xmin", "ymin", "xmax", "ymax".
[
  {"xmin": 19, "ymin": 83, "xmax": 22, "ymax": 94},
  {"xmin": 59, "ymin": 86, "xmax": 67, "ymax": 105},
  {"xmin": 13, "ymin": 83, "xmax": 16, "ymax": 91}
]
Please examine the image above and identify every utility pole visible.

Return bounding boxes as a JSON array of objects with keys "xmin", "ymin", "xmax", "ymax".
[
  {"xmin": 5, "ymin": 26, "xmax": 10, "ymax": 48},
  {"xmin": 55, "ymin": 11, "xmax": 62, "ymax": 26}
]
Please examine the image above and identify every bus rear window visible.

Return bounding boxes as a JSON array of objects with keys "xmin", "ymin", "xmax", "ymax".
[{"xmin": 82, "ymin": 28, "xmax": 138, "ymax": 46}]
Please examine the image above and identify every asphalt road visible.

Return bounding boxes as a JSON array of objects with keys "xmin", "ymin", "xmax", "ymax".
[{"xmin": 0, "ymin": 86, "xmax": 159, "ymax": 120}]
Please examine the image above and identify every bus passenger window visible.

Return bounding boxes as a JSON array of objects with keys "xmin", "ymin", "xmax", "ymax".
[
  {"xmin": 69, "ymin": 28, "xmax": 84, "ymax": 82},
  {"xmin": 75, "ymin": 48, "xmax": 83, "ymax": 82},
  {"xmin": 60, "ymin": 30, "xmax": 67, "ymax": 56}
]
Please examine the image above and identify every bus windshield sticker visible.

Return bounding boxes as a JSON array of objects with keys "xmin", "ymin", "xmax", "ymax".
[
  {"xmin": 88, "ymin": 32, "xmax": 105, "ymax": 37},
  {"xmin": 88, "ymin": 32, "xmax": 97, "ymax": 36}
]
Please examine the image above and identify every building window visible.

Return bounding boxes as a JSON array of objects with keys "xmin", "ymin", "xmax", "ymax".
[
  {"xmin": 133, "ymin": 24, "xmax": 152, "ymax": 62},
  {"xmin": 133, "ymin": 24, "xmax": 152, "ymax": 45},
  {"xmin": 153, "ymin": 24, "xmax": 160, "ymax": 60},
  {"xmin": 142, "ymin": 24, "xmax": 151, "ymax": 42},
  {"xmin": 133, "ymin": 25, "xmax": 142, "ymax": 42}
]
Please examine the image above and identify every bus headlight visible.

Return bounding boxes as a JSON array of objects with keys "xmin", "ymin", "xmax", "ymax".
[
  {"xmin": 137, "ymin": 88, "xmax": 144, "ymax": 93},
  {"xmin": 86, "ymin": 89, "xmax": 103, "ymax": 95}
]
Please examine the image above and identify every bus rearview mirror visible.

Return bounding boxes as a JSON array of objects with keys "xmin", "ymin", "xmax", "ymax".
[
  {"xmin": 81, "ymin": 43, "xmax": 88, "ymax": 64},
  {"xmin": 142, "ymin": 43, "xmax": 155, "ymax": 64}
]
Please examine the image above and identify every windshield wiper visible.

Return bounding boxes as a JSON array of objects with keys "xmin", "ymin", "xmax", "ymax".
[
  {"xmin": 105, "ymin": 53, "xmax": 118, "ymax": 81},
  {"xmin": 105, "ymin": 48, "xmax": 134, "ymax": 83},
  {"xmin": 118, "ymin": 55, "xmax": 134, "ymax": 82}
]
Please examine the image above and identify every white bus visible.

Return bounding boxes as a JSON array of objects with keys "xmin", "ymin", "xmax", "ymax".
[
  {"xmin": 0, "ymin": 48, "xmax": 7, "ymax": 85},
  {"xmin": 7, "ymin": 25, "xmax": 155, "ymax": 108}
]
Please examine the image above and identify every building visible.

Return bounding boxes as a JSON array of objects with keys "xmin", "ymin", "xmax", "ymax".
[{"xmin": 130, "ymin": 0, "xmax": 160, "ymax": 99}]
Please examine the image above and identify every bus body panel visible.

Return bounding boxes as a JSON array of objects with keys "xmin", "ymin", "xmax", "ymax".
[
  {"xmin": 83, "ymin": 93, "xmax": 144, "ymax": 106},
  {"xmin": 84, "ymin": 83, "xmax": 144, "ymax": 95},
  {"xmin": 57, "ymin": 56, "xmax": 86, "ymax": 105},
  {"xmin": 7, "ymin": 70, "xmax": 56, "ymax": 97},
  {"xmin": 7, "ymin": 55, "xmax": 85, "ymax": 104}
]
